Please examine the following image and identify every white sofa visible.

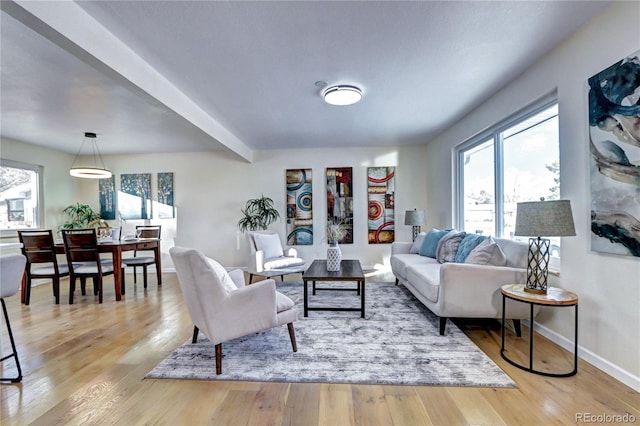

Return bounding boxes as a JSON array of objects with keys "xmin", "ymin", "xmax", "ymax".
[{"xmin": 391, "ymin": 233, "xmax": 536, "ymax": 335}]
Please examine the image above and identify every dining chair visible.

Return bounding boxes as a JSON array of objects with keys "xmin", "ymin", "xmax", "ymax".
[
  {"xmin": 121, "ymin": 225, "xmax": 161, "ymax": 293},
  {"xmin": 62, "ymin": 228, "xmax": 114, "ymax": 304},
  {"xmin": 1, "ymin": 253, "xmax": 27, "ymax": 382},
  {"xmin": 18, "ymin": 229, "xmax": 69, "ymax": 305}
]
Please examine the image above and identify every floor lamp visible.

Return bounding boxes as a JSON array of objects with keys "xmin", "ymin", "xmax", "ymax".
[
  {"xmin": 404, "ymin": 209, "xmax": 426, "ymax": 242},
  {"xmin": 514, "ymin": 199, "xmax": 576, "ymax": 294}
]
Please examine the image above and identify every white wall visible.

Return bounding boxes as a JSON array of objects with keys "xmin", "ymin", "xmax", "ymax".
[{"xmin": 425, "ymin": 2, "xmax": 640, "ymax": 389}]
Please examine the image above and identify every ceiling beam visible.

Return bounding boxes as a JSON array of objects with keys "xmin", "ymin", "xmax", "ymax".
[{"xmin": 1, "ymin": 0, "xmax": 254, "ymax": 162}]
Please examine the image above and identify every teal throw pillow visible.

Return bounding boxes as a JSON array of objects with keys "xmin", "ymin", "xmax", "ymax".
[
  {"xmin": 454, "ymin": 233, "xmax": 488, "ymax": 263},
  {"xmin": 419, "ymin": 228, "xmax": 452, "ymax": 258}
]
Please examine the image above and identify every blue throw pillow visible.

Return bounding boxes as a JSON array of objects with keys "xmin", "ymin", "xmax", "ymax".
[
  {"xmin": 419, "ymin": 228, "xmax": 452, "ymax": 258},
  {"xmin": 454, "ymin": 233, "xmax": 488, "ymax": 263}
]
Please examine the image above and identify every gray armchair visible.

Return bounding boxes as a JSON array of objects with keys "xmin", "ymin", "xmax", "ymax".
[{"xmin": 170, "ymin": 246, "xmax": 298, "ymax": 375}]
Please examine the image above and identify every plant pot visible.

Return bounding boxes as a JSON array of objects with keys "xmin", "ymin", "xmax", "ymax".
[{"xmin": 327, "ymin": 242, "xmax": 342, "ymax": 271}]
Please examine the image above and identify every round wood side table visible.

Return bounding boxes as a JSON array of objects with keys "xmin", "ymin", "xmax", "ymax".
[{"xmin": 500, "ymin": 284, "xmax": 579, "ymax": 377}]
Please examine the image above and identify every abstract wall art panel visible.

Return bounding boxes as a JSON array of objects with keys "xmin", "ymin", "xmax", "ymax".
[
  {"xmin": 367, "ymin": 167, "xmax": 395, "ymax": 244},
  {"xmin": 588, "ymin": 49, "xmax": 640, "ymax": 257},
  {"xmin": 119, "ymin": 173, "xmax": 152, "ymax": 220},
  {"xmin": 99, "ymin": 176, "xmax": 116, "ymax": 220},
  {"xmin": 156, "ymin": 172, "xmax": 175, "ymax": 219},
  {"xmin": 326, "ymin": 167, "xmax": 353, "ymax": 244},
  {"xmin": 286, "ymin": 169, "xmax": 313, "ymax": 245}
]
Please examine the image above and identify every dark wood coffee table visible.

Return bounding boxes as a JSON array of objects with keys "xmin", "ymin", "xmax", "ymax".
[{"xmin": 302, "ymin": 259, "xmax": 365, "ymax": 318}]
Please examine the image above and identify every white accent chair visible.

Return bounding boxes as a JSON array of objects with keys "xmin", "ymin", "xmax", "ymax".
[
  {"xmin": 1, "ymin": 253, "xmax": 27, "ymax": 382},
  {"xmin": 170, "ymin": 246, "xmax": 298, "ymax": 375},
  {"xmin": 246, "ymin": 232, "xmax": 306, "ymax": 283}
]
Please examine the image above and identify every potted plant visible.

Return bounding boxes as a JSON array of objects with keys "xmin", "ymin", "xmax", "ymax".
[
  {"xmin": 237, "ymin": 195, "xmax": 280, "ymax": 232},
  {"xmin": 60, "ymin": 203, "xmax": 103, "ymax": 230}
]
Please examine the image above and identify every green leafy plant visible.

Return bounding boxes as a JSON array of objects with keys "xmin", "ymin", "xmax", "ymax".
[
  {"xmin": 60, "ymin": 203, "xmax": 102, "ymax": 230},
  {"xmin": 237, "ymin": 195, "xmax": 280, "ymax": 232}
]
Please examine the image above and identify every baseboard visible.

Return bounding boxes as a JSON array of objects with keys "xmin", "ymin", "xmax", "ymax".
[{"xmin": 529, "ymin": 320, "xmax": 640, "ymax": 392}]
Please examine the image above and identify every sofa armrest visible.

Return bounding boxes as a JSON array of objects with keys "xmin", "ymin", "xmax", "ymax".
[
  {"xmin": 438, "ymin": 263, "xmax": 529, "ymax": 318},
  {"xmin": 391, "ymin": 242, "xmax": 412, "ymax": 255}
]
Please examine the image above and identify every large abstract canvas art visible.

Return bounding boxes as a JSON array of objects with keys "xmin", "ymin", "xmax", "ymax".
[
  {"xmin": 588, "ymin": 50, "xmax": 640, "ymax": 257},
  {"xmin": 367, "ymin": 167, "xmax": 395, "ymax": 244},
  {"xmin": 98, "ymin": 176, "xmax": 116, "ymax": 220},
  {"xmin": 286, "ymin": 169, "xmax": 313, "ymax": 245},
  {"xmin": 119, "ymin": 173, "xmax": 152, "ymax": 220},
  {"xmin": 327, "ymin": 167, "xmax": 353, "ymax": 244}
]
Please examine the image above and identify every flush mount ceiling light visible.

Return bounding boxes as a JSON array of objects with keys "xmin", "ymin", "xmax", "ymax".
[
  {"xmin": 69, "ymin": 132, "xmax": 112, "ymax": 179},
  {"xmin": 322, "ymin": 85, "xmax": 362, "ymax": 106}
]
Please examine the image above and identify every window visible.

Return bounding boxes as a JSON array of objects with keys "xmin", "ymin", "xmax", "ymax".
[
  {"xmin": 0, "ymin": 159, "xmax": 43, "ymax": 232},
  {"xmin": 456, "ymin": 97, "xmax": 560, "ymax": 256}
]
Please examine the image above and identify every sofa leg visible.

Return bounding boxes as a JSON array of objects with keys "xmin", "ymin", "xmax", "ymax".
[
  {"xmin": 439, "ymin": 317, "xmax": 447, "ymax": 335},
  {"xmin": 512, "ymin": 319, "xmax": 522, "ymax": 337},
  {"xmin": 192, "ymin": 326, "xmax": 199, "ymax": 343},
  {"xmin": 215, "ymin": 343, "xmax": 222, "ymax": 375}
]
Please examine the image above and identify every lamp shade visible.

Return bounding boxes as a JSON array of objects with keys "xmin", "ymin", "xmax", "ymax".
[
  {"xmin": 514, "ymin": 200, "xmax": 576, "ymax": 237},
  {"xmin": 323, "ymin": 85, "xmax": 362, "ymax": 106},
  {"xmin": 404, "ymin": 210, "xmax": 426, "ymax": 226}
]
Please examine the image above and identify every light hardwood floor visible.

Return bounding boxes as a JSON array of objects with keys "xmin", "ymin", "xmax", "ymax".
[{"xmin": 1, "ymin": 272, "xmax": 638, "ymax": 425}]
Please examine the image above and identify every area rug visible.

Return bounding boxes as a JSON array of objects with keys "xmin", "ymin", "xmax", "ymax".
[{"xmin": 146, "ymin": 281, "xmax": 515, "ymax": 387}]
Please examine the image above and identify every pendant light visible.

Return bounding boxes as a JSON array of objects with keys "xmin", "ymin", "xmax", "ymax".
[{"xmin": 69, "ymin": 132, "xmax": 112, "ymax": 179}]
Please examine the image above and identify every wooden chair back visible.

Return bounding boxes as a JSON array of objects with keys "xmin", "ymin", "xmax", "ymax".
[
  {"xmin": 18, "ymin": 229, "xmax": 58, "ymax": 265},
  {"xmin": 62, "ymin": 228, "xmax": 101, "ymax": 264},
  {"xmin": 136, "ymin": 225, "xmax": 161, "ymax": 239}
]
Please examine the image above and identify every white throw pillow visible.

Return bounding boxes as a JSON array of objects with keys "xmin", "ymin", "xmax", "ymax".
[
  {"xmin": 410, "ymin": 232, "xmax": 427, "ymax": 254},
  {"xmin": 436, "ymin": 231, "xmax": 466, "ymax": 263},
  {"xmin": 253, "ymin": 233, "xmax": 285, "ymax": 259},
  {"xmin": 206, "ymin": 257, "xmax": 238, "ymax": 293},
  {"xmin": 465, "ymin": 237, "xmax": 507, "ymax": 266}
]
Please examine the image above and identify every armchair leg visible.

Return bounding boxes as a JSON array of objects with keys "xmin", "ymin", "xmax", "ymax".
[
  {"xmin": 287, "ymin": 323, "xmax": 297, "ymax": 352},
  {"xmin": 513, "ymin": 319, "xmax": 522, "ymax": 337},
  {"xmin": 215, "ymin": 343, "xmax": 222, "ymax": 375},
  {"xmin": 192, "ymin": 326, "xmax": 199, "ymax": 343},
  {"xmin": 395, "ymin": 278, "xmax": 399, "ymax": 286},
  {"xmin": 439, "ymin": 317, "xmax": 447, "ymax": 335}
]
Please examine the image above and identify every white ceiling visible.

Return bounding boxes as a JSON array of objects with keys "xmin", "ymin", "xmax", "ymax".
[{"xmin": 0, "ymin": 1, "xmax": 610, "ymax": 161}]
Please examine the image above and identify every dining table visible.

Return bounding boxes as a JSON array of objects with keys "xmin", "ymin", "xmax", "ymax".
[{"xmin": 20, "ymin": 238, "xmax": 162, "ymax": 303}]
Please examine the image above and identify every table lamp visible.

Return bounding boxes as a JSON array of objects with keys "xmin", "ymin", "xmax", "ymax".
[
  {"xmin": 514, "ymin": 199, "xmax": 576, "ymax": 294},
  {"xmin": 404, "ymin": 209, "xmax": 426, "ymax": 242}
]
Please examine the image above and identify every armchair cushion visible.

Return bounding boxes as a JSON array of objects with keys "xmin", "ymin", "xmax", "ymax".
[
  {"xmin": 264, "ymin": 256, "xmax": 305, "ymax": 270},
  {"xmin": 206, "ymin": 257, "xmax": 238, "ymax": 294},
  {"xmin": 253, "ymin": 233, "xmax": 284, "ymax": 259},
  {"xmin": 275, "ymin": 291, "xmax": 295, "ymax": 313}
]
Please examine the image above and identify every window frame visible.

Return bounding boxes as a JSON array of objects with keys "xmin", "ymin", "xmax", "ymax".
[
  {"xmin": 0, "ymin": 158, "xmax": 44, "ymax": 236},
  {"xmin": 454, "ymin": 92, "xmax": 559, "ymax": 238}
]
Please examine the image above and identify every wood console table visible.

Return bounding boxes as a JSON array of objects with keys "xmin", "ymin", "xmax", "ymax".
[{"xmin": 501, "ymin": 284, "xmax": 578, "ymax": 377}]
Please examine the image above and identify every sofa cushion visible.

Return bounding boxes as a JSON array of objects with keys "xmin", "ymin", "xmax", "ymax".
[
  {"xmin": 454, "ymin": 233, "xmax": 487, "ymax": 263},
  {"xmin": 410, "ymin": 232, "xmax": 427, "ymax": 254},
  {"xmin": 253, "ymin": 233, "xmax": 284, "ymax": 259},
  {"xmin": 465, "ymin": 237, "xmax": 507, "ymax": 266},
  {"xmin": 495, "ymin": 238, "xmax": 529, "ymax": 268},
  {"xmin": 405, "ymin": 263, "xmax": 441, "ymax": 303},
  {"xmin": 390, "ymin": 253, "xmax": 438, "ymax": 280},
  {"xmin": 419, "ymin": 228, "xmax": 451, "ymax": 258},
  {"xmin": 436, "ymin": 231, "xmax": 466, "ymax": 263}
]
